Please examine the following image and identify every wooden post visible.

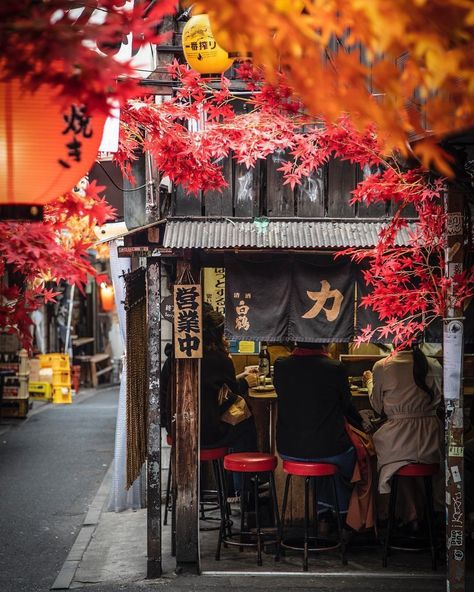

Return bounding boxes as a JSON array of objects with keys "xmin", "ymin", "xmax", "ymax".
[
  {"xmin": 174, "ymin": 260, "xmax": 200, "ymax": 573},
  {"xmin": 444, "ymin": 184, "xmax": 465, "ymax": 592},
  {"xmin": 147, "ymin": 258, "xmax": 162, "ymax": 578}
]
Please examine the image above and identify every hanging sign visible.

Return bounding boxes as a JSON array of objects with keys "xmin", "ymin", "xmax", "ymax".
[
  {"xmin": 160, "ymin": 295, "xmax": 174, "ymax": 323},
  {"xmin": 203, "ymin": 268, "xmax": 226, "ymax": 316},
  {"xmin": 174, "ymin": 284, "xmax": 203, "ymax": 359},
  {"xmin": 290, "ymin": 259, "xmax": 355, "ymax": 343},
  {"xmin": 225, "ymin": 257, "xmax": 292, "ymax": 342},
  {"xmin": 225, "ymin": 256, "xmax": 355, "ymax": 342}
]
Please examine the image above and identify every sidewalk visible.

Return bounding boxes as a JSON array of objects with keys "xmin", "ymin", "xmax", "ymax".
[{"xmin": 60, "ymin": 473, "xmax": 457, "ymax": 592}]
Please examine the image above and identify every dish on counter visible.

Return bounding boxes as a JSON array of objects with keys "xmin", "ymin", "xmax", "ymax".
[{"xmin": 253, "ymin": 385, "xmax": 275, "ymax": 392}]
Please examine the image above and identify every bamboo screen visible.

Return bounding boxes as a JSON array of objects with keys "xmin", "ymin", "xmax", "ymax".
[{"xmin": 124, "ymin": 267, "xmax": 147, "ymax": 489}]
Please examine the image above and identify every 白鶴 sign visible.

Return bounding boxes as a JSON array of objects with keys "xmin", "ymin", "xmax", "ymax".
[{"xmin": 174, "ymin": 284, "xmax": 203, "ymax": 359}]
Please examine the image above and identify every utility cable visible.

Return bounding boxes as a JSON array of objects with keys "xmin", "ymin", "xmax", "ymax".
[{"xmin": 95, "ymin": 160, "xmax": 149, "ymax": 191}]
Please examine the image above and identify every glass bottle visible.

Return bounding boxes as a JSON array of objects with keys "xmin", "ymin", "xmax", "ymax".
[{"xmin": 258, "ymin": 341, "xmax": 271, "ymax": 380}]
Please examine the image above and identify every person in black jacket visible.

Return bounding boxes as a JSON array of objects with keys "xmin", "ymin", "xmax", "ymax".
[
  {"xmin": 274, "ymin": 342, "xmax": 362, "ymax": 515},
  {"xmin": 201, "ymin": 307, "xmax": 258, "ymax": 497}
]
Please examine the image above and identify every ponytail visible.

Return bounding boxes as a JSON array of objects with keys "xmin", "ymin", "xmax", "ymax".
[{"xmin": 412, "ymin": 345, "xmax": 434, "ymax": 402}]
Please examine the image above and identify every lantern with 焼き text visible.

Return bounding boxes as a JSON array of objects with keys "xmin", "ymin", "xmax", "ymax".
[{"xmin": 0, "ymin": 79, "xmax": 107, "ymax": 208}]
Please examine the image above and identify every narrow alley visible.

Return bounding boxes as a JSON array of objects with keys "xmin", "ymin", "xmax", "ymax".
[{"xmin": 0, "ymin": 388, "xmax": 117, "ymax": 592}]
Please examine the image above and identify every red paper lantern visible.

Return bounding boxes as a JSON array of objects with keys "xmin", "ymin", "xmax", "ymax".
[
  {"xmin": 100, "ymin": 282, "xmax": 115, "ymax": 312},
  {"xmin": 0, "ymin": 79, "xmax": 107, "ymax": 206}
]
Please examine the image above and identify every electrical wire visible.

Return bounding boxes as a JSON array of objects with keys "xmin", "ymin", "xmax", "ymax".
[{"xmin": 95, "ymin": 160, "xmax": 149, "ymax": 191}]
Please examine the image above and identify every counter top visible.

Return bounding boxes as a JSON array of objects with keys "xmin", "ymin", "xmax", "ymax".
[{"xmin": 249, "ymin": 387, "xmax": 277, "ymax": 399}]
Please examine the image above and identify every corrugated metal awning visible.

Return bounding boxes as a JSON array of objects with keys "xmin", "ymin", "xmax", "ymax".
[{"xmin": 162, "ymin": 219, "xmax": 416, "ymax": 249}]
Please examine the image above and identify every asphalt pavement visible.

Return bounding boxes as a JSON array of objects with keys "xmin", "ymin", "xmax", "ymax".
[{"xmin": 0, "ymin": 387, "xmax": 118, "ymax": 592}]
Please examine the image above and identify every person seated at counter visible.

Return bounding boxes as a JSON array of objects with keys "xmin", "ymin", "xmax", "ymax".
[
  {"xmin": 274, "ymin": 342, "xmax": 363, "ymax": 520},
  {"xmin": 363, "ymin": 343, "xmax": 443, "ymax": 525},
  {"xmin": 201, "ymin": 306, "xmax": 258, "ymax": 499}
]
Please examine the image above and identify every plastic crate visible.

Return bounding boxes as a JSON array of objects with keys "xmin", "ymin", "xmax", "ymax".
[
  {"xmin": 52, "ymin": 385, "xmax": 72, "ymax": 405},
  {"xmin": 52, "ymin": 370, "xmax": 71, "ymax": 386},
  {"xmin": 39, "ymin": 353, "xmax": 70, "ymax": 371},
  {"xmin": 1, "ymin": 398, "xmax": 29, "ymax": 418},
  {"xmin": 28, "ymin": 381, "xmax": 52, "ymax": 400},
  {"xmin": 3, "ymin": 385, "xmax": 19, "ymax": 398}
]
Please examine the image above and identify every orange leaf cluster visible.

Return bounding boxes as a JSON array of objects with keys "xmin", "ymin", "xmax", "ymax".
[{"xmin": 194, "ymin": 0, "xmax": 474, "ymax": 174}]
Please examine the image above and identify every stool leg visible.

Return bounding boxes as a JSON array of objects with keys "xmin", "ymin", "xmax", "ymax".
[
  {"xmin": 163, "ymin": 447, "xmax": 172, "ymax": 526},
  {"xmin": 240, "ymin": 473, "xmax": 246, "ymax": 552},
  {"xmin": 269, "ymin": 472, "xmax": 280, "ymax": 532},
  {"xmin": 276, "ymin": 474, "xmax": 291, "ymax": 562},
  {"xmin": 424, "ymin": 476, "xmax": 437, "ymax": 571},
  {"xmin": 217, "ymin": 460, "xmax": 232, "ymax": 540},
  {"xmin": 383, "ymin": 475, "xmax": 398, "ymax": 567},
  {"xmin": 312, "ymin": 478, "xmax": 318, "ymax": 538},
  {"xmin": 254, "ymin": 473, "xmax": 263, "ymax": 566},
  {"xmin": 303, "ymin": 476, "xmax": 310, "ymax": 571},
  {"xmin": 331, "ymin": 475, "xmax": 347, "ymax": 566},
  {"xmin": 213, "ymin": 460, "xmax": 227, "ymax": 561}
]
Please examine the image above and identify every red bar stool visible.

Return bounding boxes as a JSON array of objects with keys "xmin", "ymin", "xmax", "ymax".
[
  {"xmin": 383, "ymin": 463, "xmax": 439, "ymax": 570},
  {"xmin": 275, "ymin": 460, "xmax": 347, "ymax": 571},
  {"xmin": 223, "ymin": 452, "xmax": 280, "ymax": 565},
  {"xmin": 163, "ymin": 439, "xmax": 230, "ymax": 560},
  {"xmin": 199, "ymin": 446, "xmax": 231, "ymax": 558}
]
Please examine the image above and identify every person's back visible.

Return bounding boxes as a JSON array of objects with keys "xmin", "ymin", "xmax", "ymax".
[
  {"xmin": 200, "ymin": 347, "xmax": 237, "ymax": 446},
  {"xmin": 275, "ymin": 351, "xmax": 354, "ymax": 459},
  {"xmin": 371, "ymin": 352, "xmax": 442, "ymax": 416},
  {"xmin": 367, "ymin": 348, "xmax": 443, "ymax": 503}
]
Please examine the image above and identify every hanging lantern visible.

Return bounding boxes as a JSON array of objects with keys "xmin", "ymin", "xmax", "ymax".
[
  {"xmin": 182, "ymin": 14, "xmax": 234, "ymax": 75},
  {"xmin": 100, "ymin": 281, "xmax": 115, "ymax": 312},
  {"xmin": 0, "ymin": 79, "xmax": 107, "ymax": 208}
]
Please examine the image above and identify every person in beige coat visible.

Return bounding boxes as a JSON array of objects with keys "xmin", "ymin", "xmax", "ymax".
[{"xmin": 364, "ymin": 346, "xmax": 443, "ymax": 523}]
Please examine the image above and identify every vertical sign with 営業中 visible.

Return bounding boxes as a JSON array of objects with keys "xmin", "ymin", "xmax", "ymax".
[
  {"xmin": 173, "ymin": 284, "xmax": 203, "ymax": 359},
  {"xmin": 203, "ymin": 268, "xmax": 225, "ymax": 316}
]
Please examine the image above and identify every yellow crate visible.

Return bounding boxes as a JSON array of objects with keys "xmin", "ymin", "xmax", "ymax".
[
  {"xmin": 52, "ymin": 385, "xmax": 72, "ymax": 405},
  {"xmin": 28, "ymin": 381, "xmax": 52, "ymax": 400},
  {"xmin": 39, "ymin": 353, "xmax": 70, "ymax": 371},
  {"xmin": 52, "ymin": 371, "xmax": 71, "ymax": 386}
]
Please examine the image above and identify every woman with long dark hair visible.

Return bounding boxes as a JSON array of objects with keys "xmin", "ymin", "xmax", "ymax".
[
  {"xmin": 201, "ymin": 306, "xmax": 258, "ymax": 497},
  {"xmin": 364, "ymin": 344, "xmax": 442, "ymax": 523}
]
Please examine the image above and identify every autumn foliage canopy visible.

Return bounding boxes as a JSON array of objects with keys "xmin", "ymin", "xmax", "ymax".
[
  {"xmin": 195, "ymin": 0, "xmax": 474, "ymax": 176},
  {"xmin": 118, "ymin": 63, "xmax": 474, "ymax": 348},
  {"xmin": 1, "ymin": 2, "xmax": 473, "ymax": 348}
]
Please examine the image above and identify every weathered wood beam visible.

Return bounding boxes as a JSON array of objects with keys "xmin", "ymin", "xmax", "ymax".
[
  {"xmin": 174, "ymin": 260, "xmax": 200, "ymax": 573},
  {"xmin": 147, "ymin": 257, "xmax": 162, "ymax": 578}
]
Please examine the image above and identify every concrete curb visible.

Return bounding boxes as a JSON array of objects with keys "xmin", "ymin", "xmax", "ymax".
[{"xmin": 51, "ymin": 463, "xmax": 113, "ymax": 590}]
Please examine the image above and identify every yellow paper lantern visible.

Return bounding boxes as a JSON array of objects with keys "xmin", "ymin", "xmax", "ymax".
[
  {"xmin": 0, "ymin": 79, "xmax": 107, "ymax": 206},
  {"xmin": 182, "ymin": 14, "xmax": 234, "ymax": 75}
]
